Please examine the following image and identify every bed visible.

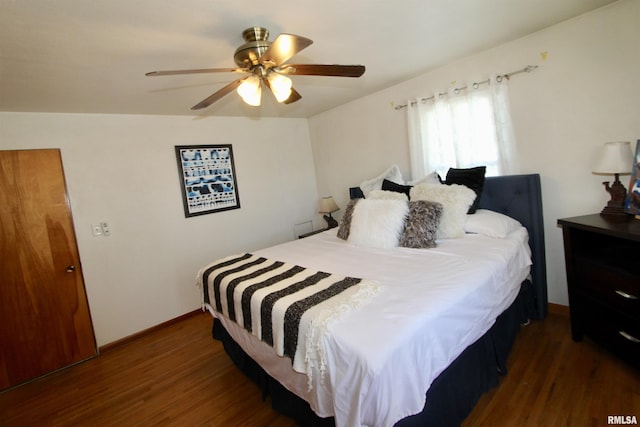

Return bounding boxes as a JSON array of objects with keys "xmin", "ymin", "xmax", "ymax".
[{"xmin": 199, "ymin": 173, "xmax": 547, "ymax": 427}]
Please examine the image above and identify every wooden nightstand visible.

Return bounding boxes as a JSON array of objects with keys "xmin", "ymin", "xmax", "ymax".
[
  {"xmin": 298, "ymin": 229, "xmax": 327, "ymax": 239},
  {"xmin": 558, "ymin": 214, "xmax": 640, "ymax": 367}
]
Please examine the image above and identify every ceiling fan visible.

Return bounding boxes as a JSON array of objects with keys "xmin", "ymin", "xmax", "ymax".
[{"xmin": 146, "ymin": 27, "xmax": 366, "ymax": 110}]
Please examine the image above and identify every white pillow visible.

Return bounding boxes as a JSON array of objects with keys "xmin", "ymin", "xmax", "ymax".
[
  {"xmin": 410, "ymin": 183, "xmax": 476, "ymax": 239},
  {"xmin": 348, "ymin": 199, "xmax": 409, "ymax": 249},
  {"xmin": 368, "ymin": 189, "xmax": 409, "ymax": 201},
  {"xmin": 407, "ymin": 171, "xmax": 441, "ymax": 186},
  {"xmin": 359, "ymin": 165, "xmax": 403, "ymax": 197},
  {"xmin": 464, "ymin": 209, "xmax": 523, "ymax": 238}
]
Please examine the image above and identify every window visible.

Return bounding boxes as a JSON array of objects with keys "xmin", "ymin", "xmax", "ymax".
[{"xmin": 407, "ymin": 75, "xmax": 516, "ymax": 180}]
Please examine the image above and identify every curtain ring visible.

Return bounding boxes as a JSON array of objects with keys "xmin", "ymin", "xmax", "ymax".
[
  {"xmin": 472, "ymin": 82, "xmax": 479, "ymax": 90},
  {"xmin": 496, "ymin": 75, "xmax": 503, "ymax": 83},
  {"xmin": 453, "ymin": 88, "xmax": 460, "ymax": 95}
]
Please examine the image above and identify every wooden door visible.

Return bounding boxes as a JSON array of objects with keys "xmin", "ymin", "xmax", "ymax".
[{"xmin": 0, "ymin": 149, "xmax": 96, "ymax": 390}]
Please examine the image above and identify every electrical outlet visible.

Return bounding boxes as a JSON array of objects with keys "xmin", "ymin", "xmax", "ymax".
[{"xmin": 100, "ymin": 221, "xmax": 111, "ymax": 236}]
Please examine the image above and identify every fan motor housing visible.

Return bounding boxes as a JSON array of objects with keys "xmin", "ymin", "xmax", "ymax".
[{"xmin": 234, "ymin": 27, "xmax": 271, "ymax": 67}]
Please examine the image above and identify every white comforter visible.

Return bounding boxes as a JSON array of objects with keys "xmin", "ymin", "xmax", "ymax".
[{"xmin": 203, "ymin": 227, "xmax": 531, "ymax": 427}]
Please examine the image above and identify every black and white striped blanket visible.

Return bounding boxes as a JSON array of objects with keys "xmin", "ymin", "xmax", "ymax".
[{"xmin": 198, "ymin": 253, "xmax": 379, "ymax": 384}]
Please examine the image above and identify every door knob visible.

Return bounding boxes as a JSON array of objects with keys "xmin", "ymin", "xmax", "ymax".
[{"xmin": 66, "ymin": 265, "xmax": 76, "ymax": 273}]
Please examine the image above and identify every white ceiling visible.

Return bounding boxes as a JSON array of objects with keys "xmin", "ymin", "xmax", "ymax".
[{"xmin": 0, "ymin": 0, "xmax": 617, "ymax": 119}]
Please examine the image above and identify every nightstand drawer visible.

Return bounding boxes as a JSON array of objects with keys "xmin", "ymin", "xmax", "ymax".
[
  {"xmin": 575, "ymin": 260, "xmax": 640, "ymax": 318},
  {"xmin": 582, "ymin": 301, "xmax": 640, "ymax": 366}
]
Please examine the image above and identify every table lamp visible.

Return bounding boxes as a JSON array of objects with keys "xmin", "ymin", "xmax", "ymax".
[
  {"xmin": 318, "ymin": 196, "xmax": 340, "ymax": 228},
  {"xmin": 593, "ymin": 141, "xmax": 634, "ymax": 217}
]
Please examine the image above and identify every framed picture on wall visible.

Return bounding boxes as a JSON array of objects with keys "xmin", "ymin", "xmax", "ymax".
[
  {"xmin": 624, "ymin": 140, "xmax": 640, "ymax": 217},
  {"xmin": 175, "ymin": 144, "xmax": 241, "ymax": 217}
]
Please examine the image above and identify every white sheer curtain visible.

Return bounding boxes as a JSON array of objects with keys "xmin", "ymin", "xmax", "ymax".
[{"xmin": 407, "ymin": 75, "xmax": 517, "ymax": 180}]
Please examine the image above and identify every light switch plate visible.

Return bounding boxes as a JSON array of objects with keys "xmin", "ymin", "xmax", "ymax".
[{"xmin": 91, "ymin": 224, "xmax": 103, "ymax": 237}]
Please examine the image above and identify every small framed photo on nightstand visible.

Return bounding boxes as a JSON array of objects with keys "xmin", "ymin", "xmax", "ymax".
[{"xmin": 624, "ymin": 140, "xmax": 640, "ymax": 218}]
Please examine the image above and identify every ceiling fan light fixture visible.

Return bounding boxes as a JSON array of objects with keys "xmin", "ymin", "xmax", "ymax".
[
  {"xmin": 146, "ymin": 27, "xmax": 366, "ymax": 110},
  {"xmin": 267, "ymin": 72, "xmax": 293, "ymax": 103},
  {"xmin": 237, "ymin": 75, "xmax": 262, "ymax": 106}
]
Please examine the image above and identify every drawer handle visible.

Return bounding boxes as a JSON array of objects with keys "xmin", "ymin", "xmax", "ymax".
[
  {"xmin": 618, "ymin": 331, "xmax": 640, "ymax": 344},
  {"xmin": 615, "ymin": 290, "xmax": 638, "ymax": 300}
]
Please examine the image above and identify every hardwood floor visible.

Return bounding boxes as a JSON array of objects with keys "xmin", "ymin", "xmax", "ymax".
[
  {"xmin": 463, "ymin": 311, "xmax": 640, "ymax": 427},
  {"xmin": 1, "ymin": 310, "xmax": 638, "ymax": 426},
  {"xmin": 0, "ymin": 311, "xmax": 296, "ymax": 427}
]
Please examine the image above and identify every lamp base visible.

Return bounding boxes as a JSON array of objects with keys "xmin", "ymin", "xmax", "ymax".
[
  {"xmin": 323, "ymin": 214, "xmax": 338, "ymax": 229},
  {"xmin": 600, "ymin": 176, "xmax": 629, "ymax": 218},
  {"xmin": 600, "ymin": 204, "xmax": 628, "ymax": 218}
]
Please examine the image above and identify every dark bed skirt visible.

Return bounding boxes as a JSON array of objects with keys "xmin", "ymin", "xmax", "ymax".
[{"xmin": 212, "ymin": 280, "xmax": 534, "ymax": 427}]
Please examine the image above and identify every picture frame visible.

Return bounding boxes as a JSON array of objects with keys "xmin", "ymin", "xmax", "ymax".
[
  {"xmin": 624, "ymin": 139, "xmax": 640, "ymax": 217},
  {"xmin": 175, "ymin": 144, "xmax": 240, "ymax": 217}
]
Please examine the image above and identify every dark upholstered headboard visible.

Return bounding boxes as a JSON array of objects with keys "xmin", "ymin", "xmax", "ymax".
[
  {"xmin": 349, "ymin": 173, "xmax": 547, "ymax": 319},
  {"xmin": 477, "ymin": 174, "xmax": 547, "ymax": 319}
]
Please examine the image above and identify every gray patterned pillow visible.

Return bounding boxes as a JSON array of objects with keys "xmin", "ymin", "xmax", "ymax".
[
  {"xmin": 337, "ymin": 199, "xmax": 359, "ymax": 240},
  {"xmin": 398, "ymin": 200, "xmax": 443, "ymax": 248},
  {"xmin": 410, "ymin": 183, "xmax": 475, "ymax": 239}
]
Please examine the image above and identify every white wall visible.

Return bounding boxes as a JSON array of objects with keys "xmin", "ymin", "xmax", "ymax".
[
  {"xmin": 0, "ymin": 112, "xmax": 317, "ymax": 346},
  {"xmin": 308, "ymin": 0, "xmax": 640, "ymax": 307}
]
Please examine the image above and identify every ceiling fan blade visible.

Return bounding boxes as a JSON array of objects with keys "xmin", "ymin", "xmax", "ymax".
[
  {"xmin": 282, "ymin": 64, "xmax": 365, "ymax": 77},
  {"xmin": 283, "ymin": 87, "xmax": 302, "ymax": 104},
  {"xmin": 191, "ymin": 77, "xmax": 247, "ymax": 110},
  {"xmin": 146, "ymin": 67, "xmax": 248, "ymax": 77},
  {"xmin": 259, "ymin": 34, "xmax": 313, "ymax": 66}
]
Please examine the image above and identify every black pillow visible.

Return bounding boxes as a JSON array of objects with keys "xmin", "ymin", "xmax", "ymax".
[
  {"xmin": 381, "ymin": 179, "xmax": 412, "ymax": 197},
  {"xmin": 445, "ymin": 166, "xmax": 486, "ymax": 214},
  {"xmin": 350, "ymin": 187, "xmax": 365, "ymax": 199}
]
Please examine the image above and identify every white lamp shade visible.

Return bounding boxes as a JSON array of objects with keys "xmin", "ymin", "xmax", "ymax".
[
  {"xmin": 593, "ymin": 141, "xmax": 634, "ymax": 175},
  {"xmin": 267, "ymin": 72, "xmax": 292, "ymax": 103},
  {"xmin": 237, "ymin": 75, "xmax": 262, "ymax": 106},
  {"xmin": 318, "ymin": 196, "xmax": 339, "ymax": 213}
]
